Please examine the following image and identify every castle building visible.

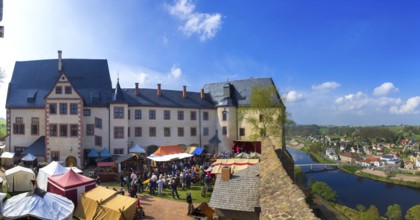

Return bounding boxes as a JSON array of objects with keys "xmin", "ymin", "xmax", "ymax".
[{"xmin": 5, "ymin": 51, "xmax": 284, "ymax": 167}]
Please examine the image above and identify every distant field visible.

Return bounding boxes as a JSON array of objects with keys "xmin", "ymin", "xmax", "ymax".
[{"xmin": 0, "ymin": 119, "xmax": 6, "ymax": 139}]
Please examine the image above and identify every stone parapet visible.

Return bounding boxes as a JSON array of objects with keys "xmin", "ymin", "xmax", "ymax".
[{"xmin": 259, "ymin": 139, "xmax": 318, "ymax": 220}]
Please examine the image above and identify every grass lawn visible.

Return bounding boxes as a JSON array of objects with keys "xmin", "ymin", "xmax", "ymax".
[{"xmin": 101, "ymin": 181, "xmax": 212, "ymax": 203}]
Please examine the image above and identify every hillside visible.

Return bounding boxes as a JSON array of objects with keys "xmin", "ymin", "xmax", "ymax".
[{"xmin": 0, "ymin": 119, "xmax": 6, "ymax": 139}]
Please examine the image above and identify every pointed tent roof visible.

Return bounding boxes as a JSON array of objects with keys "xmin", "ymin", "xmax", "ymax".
[
  {"xmin": 21, "ymin": 153, "xmax": 37, "ymax": 161},
  {"xmin": 88, "ymin": 148, "xmax": 99, "ymax": 158},
  {"xmin": 39, "ymin": 161, "xmax": 68, "ymax": 176},
  {"xmin": 100, "ymin": 148, "xmax": 112, "ymax": 158},
  {"xmin": 152, "ymin": 145, "xmax": 184, "ymax": 156},
  {"xmin": 112, "ymin": 79, "xmax": 126, "ymax": 102},
  {"xmin": 48, "ymin": 169, "xmax": 95, "ymax": 189},
  {"xmin": 129, "ymin": 144, "xmax": 146, "ymax": 154},
  {"xmin": 22, "ymin": 136, "xmax": 45, "ymax": 156}
]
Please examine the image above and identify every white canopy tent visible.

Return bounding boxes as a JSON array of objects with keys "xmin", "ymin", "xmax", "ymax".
[
  {"xmin": 129, "ymin": 144, "xmax": 146, "ymax": 154},
  {"xmin": 37, "ymin": 161, "xmax": 68, "ymax": 190},
  {"xmin": 1, "ymin": 152, "xmax": 15, "ymax": 166},
  {"xmin": 66, "ymin": 166, "xmax": 83, "ymax": 174},
  {"xmin": 147, "ymin": 153, "xmax": 193, "ymax": 162},
  {"xmin": 5, "ymin": 166, "xmax": 36, "ymax": 192},
  {"xmin": 21, "ymin": 153, "xmax": 37, "ymax": 161},
  {"xmin": 0, "ymin": 190, "xmax": 74, "ymax": 220}
]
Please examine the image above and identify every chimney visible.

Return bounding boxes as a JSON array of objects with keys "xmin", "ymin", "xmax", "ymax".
[
  {"xmin": 182, "ymin": 85, "xmax": 187, "ymax": 98},
  {"xmin": 221, "ymin": 166, "xmax": 231, "ymax": 181},
  {"xmin": 200, "ymin": 88, "xmax": 205, "ymax": 99},
  {"xmin": 58, "ymin": 50, "xmax": 62, "ymax": 72},
  {"xmin": 135, "ymin": 83, "xmax": 139, "ymax": 96},
  {"xmin": 157, "ymin": 83, "xmax": 161, "ymax": 96}
]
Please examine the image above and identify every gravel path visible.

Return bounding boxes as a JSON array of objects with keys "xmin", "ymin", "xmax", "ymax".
[{"xmin": 138, "ymin": 194, "xmax": 197, "ymax": 220}]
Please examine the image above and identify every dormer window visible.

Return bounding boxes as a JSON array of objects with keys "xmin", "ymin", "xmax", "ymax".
[
  {"xmin": 56, "ymin": 86, "xmax": 62, "ymax": 94},
  {"xmin": 223, "ymin": 84, "xmax": 230, "ymax": 97},
  {"xmin": 65, "ymin": 86, "xmax": 72, "ymax": 94}
]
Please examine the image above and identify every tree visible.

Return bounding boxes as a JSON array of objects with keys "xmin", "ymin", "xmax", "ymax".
[
  {"xmin": 356, "ymin": 204, "xmax": 366, "ymax": 220},
  {"xmin": 405, "ymin": 204, "xmax": 420, "ymax": 220},
  {"xmin": 385, "ymin": 204, "xmax": 402, "ymax": 220},
  {"xmin": 366, "ymin": 205, "xmax": 381, "ymax": 220},
  {"xmin": 294, "ymin": 166, "xmax": 305, "ymax": 186},
  {"xmin": 311, "ymin": 181, "xmax": 337, "ymax": 202},
  {"xmin": 238, "ymin": 85, "xmax": 285, "ymax": 142}
]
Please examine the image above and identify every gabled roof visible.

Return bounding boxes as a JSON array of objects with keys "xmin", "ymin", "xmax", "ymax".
[
  {"xmin": 6, "ymin": 59, "xmax": 112, "ymax": 108},
  {"xmin": 203, "ymin": 77, "xmax": 282, "ymax": 107},
  {"xmin": 209, "ymin": 164, "xmax": 260, "ymax": 212}
]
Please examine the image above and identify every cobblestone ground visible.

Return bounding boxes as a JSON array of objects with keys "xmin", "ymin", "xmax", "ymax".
[{"xmin": 138, "ymin": 194, "xmax": 196, "ymax": 220}]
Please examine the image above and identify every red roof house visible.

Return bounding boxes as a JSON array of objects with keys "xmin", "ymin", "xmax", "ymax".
[{"xmin": 47, "ymin": 169, "xmax": 96, "ymax": 205}]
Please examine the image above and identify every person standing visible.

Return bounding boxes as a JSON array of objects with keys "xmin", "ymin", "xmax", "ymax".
[
  {"xmin": 186, "ymin": 192, "xmax": 193, "ymax": 215},
  {"xmin": 170, "ymin": 178, "xmax": 180, "ymax": 199},
  {"xmin": 157, "ymin": 176, "xmax": 165, "ymax": 195}
]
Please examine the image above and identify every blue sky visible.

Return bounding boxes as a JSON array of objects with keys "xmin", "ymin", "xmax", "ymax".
[{"xmin": 0, "ymin": 0, "xmax": 420, "ymax": 125}]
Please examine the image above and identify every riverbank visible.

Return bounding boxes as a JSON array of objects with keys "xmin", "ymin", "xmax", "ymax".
[{"xmin": 288, "ymin": 139, "xmax": 420, "ymax": 188}]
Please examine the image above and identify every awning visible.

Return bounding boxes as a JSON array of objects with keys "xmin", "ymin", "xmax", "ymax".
[
  {"xmin": 88, "ymin": 148, "xmax": 99, "ymax": 158},
  {"xmin": 147, "ymin": 153, "xmax": 193, "ymax": 162},
  {"xmin": 114, "ymin": 154, "xmax": 137, "ymax": 164},
  {"xmin": 21, "ymin": 153, "xmax": 37, "ymax": 161},
  {"xmin": 22, "ymin": 136, "xmax": 46, "ymax": 156},
  {"xmin": 100, "ymin": 148, "xmax": 112, "ymax": 158},
  {"xmin": 192, "ymin": 147, "xmax": 205, "ymax": 155},
  {"xmin": 129, "ymin": 144, "xmax": 146, "ymax": 154},
  {"xmin": 0, "ymin": 152, "xmax": 15, "ymax": 159},
  {"xmin": 97, "ymin": 162, "xmax": 115, "ymax": 167}
]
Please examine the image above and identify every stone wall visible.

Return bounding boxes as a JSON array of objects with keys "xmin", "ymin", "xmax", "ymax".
[{"xmin": 259, "ymin": 139, "xmax": 318, "ymax": 220}]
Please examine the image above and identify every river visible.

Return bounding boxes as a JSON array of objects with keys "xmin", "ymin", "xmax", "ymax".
[{"xmin": 287, "ymin": 147, "xmax": 420, "ymax": 216}]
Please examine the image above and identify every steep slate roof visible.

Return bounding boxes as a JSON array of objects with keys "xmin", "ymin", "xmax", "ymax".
[
  {"xmin": 121, "ymin": 88, "xmax": 215, "ymax": 109},
  {"xmin": 203, "ymin": 77, "xmax": 281, "ymax": 107},
  {"xmin": 6, "ymin": 59, "xmax": 112, "ymax": 108},
  {"xmin": 209, "ymin": 163, "xmax": 260, "ymax": 212}
]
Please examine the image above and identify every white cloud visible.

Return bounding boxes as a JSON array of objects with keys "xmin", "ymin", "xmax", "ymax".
[
  {"xmin": 312, "ymin": 81, "xmax": 340, "ymax": 92},
  {"xmin": 169, "ymin": 65, "xmax": 182, "ymax": 79},
  {"xmin": 373, "ymin": 82, "xmax": 399, "ymax": 96},
  {"xmin": 282, "ymin": 91, "xmax": 305, "ymax": 103},
  {"xmin": 166, "ymin": 0, "xmax": 222, "ymax": 41},
  {"xmin": 390, "ymin": 96, "xmax": 420, "ymax": 114},
  {"xmin": 335, "ymin": 92, "xmax": 369, "ymax": 111},
  {"xmin": 375, "ymin": 97, "xmax": 402, "ymax": 106}
]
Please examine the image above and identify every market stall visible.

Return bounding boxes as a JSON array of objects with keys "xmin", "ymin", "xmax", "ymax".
[{"xmin": 97, "ymin": 161, "xmax": 116, "ymax": 182}]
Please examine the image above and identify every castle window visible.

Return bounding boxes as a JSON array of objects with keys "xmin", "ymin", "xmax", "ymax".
[
  {"xmin": 60, "ymin": 103, "xmax": 67, "ymax": 114},
  {"xmin": 203, "ymin": 127, "xmax": 209, "ymax": 136},
  {"xmin": 83, "ymin": 109, "xmax": 91, "ymax": 116},
  {"xmin": 203, "ymin": 111, "xmax": 209, "ymax": 121},
  {"xmin": 149, "ymin": 110, "xmax": 156, "ymax": 120},
  {"xmin": 135, "ymin": 110, "xmax": 142, "ymax": 119},
  {"xmin": 164, "ymin": 127, "xmax": 171, "ymax": 137},
  {"xmin": 190, "ymin": 111, "xmax": 197, "ymax": 120},
  {"xmin": 49, "ymin": 103, "xmax": 57, "ymax": 114},
  {"xmin": 240, "ymin": 128, "xmax": 245, "ymax": 136},
  {"xmin": 65, "ymin": 86, "xmax": 72, "ymax": 94},
  {"xmin": 222, "ymin": 126, "xmax": 227, "ymax": 136},
  {"xmin": 177, "ymin": 111, "xmax": 184, "ymax": 120},
  {"xmin": 86, "ymin": 124, "xmax": 94, "ymax": 136},
  {"xmin": 55, "ymin": 86, "xmax": 62, "ymax": 94},
  {"xmin": 149, "ymin": 127, "xmax": 156, "ymax": 137},
  {"xmin": 135, "ymin": 127, "xmax": 142, "ymax": 137},
  {"xmin": 95, "ymin": 117, "xmax": 102, "ymax": 129},
  {"xmin": 95, "ymin": 136, "xmax": 102, "ymax": 146},
  {"xmin": 178, "ymin": 127, "xmax": 184, "ymax": 137},
  {"xmin": 31, "ymin": 117, "xmax": 39, "ymax": 135},
  {"xmin": 50, "ymin": 124, "xmax": 57, "ymax": 136},
  {"xmin": 114, "ymin": 127, "xmax": 124, "ymax": 139},
  {"xmin": 60, "ymin": 124, "xmax": 68, "ymax": 137},
  {"xmin": 70, "ymin": 103, "xmax": 78, "ymax": 115},
  {"xmin": 13, "ymin": 117, "xmax": 25, "ymax": 135},
  {"xmin": 70, "ymin": 124, "xmax": 78, "ymax": 137},
  {"xmin": 114, "ymin": 148, "xmax": 124, "ymax": 155},
  {"xmin": 114, "ymin": 107, "xmax": 124, "ymax": 119},
  {"xmin": 191, "ymin": 127, "xmax": 197, "ymax": 136},
  {"xmin": 222, "ymin": 110, "xmax": 227, "ymax": 121},
  {"xmin": 164, "ymin": 110, "xmax": 171, "ymax": 120}
]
